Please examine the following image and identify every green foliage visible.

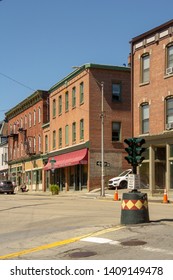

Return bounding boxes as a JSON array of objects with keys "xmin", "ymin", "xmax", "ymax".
[{"xmin": 49, "ymin": 184, "xmax": 60, "ymax": 195}]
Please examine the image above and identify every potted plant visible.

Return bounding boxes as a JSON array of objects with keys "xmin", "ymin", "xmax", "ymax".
[{"xmin": 49, "ymin": 184, "xmax": 60, "ymax": 195}]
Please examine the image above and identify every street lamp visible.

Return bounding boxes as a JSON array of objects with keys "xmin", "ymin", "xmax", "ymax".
[
  {"xmin": 50, "ymin": 157, "xmax": 56, "ymax": 184},
  {"xmin": 72, "ymin": 66, "xmax": 105, "ymax": 196}
]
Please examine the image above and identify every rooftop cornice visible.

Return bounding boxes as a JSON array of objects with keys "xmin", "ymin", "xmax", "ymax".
[
  {"xmin": 49, "ymin": 63, "xmax": 130, "ymax": 93},
  {"xmin": 5, "ymin": 90, "xmax": 49, "ymax": 120},
  {"xmin": 131, "ymin": 19, "xmax": 173, "ymax": 44}
]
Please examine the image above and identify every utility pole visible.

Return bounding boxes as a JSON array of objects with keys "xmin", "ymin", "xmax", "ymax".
[{"xmin": 101, "ymin": 82, "xmax": 105, "ymax": 197}]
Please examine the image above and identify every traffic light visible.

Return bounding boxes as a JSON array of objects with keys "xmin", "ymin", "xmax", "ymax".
[
  {"xmin": 124, "ymin": 138, "xmax": 134, "ymax": 164},
  {"xmin": 134, "ymin": 138, "xmax": 146, "ymax": 165},
  {"xmin": 124, "ymin": 137, "xmax": 146, "ymax": 168}
]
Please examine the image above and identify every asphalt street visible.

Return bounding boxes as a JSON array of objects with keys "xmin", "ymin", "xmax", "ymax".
[{"xmin": 0, "ymin": 191, "xmax": 173, "ymax": 260}]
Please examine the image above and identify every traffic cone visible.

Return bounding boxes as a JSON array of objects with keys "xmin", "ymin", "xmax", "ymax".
[
  {"xmin": 163, "ymin": 188, "xmax": 169, "ymax": 203},
  {"xmin": 114, "ymin": 187, "xmax": 119, "ymax": 201}
]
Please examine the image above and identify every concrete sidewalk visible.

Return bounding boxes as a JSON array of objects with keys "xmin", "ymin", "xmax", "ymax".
[{"xmin": 16, "ymin": 187, "xmax": 173, "ymax": 203}]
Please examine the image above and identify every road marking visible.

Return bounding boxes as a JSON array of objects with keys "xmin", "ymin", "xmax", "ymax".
[
  {"xmin": 143, "ymin": 246, "xmax": 173, "ymax": 256},
  {"xmin": 0, "ymin": 225, "xmax": 125, "ymax": 259},
  {"xmin": 81, "ymin": 237, "xmax": 113, "ymax": 243},
  {"xmin": 81, "ymin": 236, "xmax": 120, "ymax": 245}
]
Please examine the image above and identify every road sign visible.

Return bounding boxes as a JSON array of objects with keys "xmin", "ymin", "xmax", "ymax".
[
  {"xmin": 96, "ymin": 161, "xmax": 110, "ymax": 167},
  {"xmin": 128, "ymin": 174, "xmax": 140, "ymax": 190}
]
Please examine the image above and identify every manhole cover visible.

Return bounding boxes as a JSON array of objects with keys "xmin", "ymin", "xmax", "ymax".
[
  {"xmin": 121, "ymin": 239, "xmax": 147, "ymax": 246},
  {"xmin": 69, "ymin": 251, "xmax": 97, "ymax": 258}
]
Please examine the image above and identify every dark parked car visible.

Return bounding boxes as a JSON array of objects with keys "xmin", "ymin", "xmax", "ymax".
[{"xmin": 0, "ymin": 180, "xmax": 15, "ymax": 194}]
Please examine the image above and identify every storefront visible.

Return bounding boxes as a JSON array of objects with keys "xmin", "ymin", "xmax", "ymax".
[
  {"xmin": 139, "ymin": 133, "xmax": 173, "ymax": 194},
  {"xmin": 44, "ymin": 148, "xmax": 88, "ymax": 191}
]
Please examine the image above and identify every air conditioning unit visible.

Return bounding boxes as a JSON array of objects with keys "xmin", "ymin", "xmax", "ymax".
[
  {"xmin": 166, "ymin": 122, "xmax": 173, "ymax": 130},
  {"xmin": 166, "ymin": 67, "xmax": 173, "ymax": 75}
]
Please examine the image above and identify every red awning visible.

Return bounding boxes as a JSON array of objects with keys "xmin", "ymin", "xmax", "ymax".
[{"xmin": 44, "ymin": 148, "xmax": 88, "ymax": 170}]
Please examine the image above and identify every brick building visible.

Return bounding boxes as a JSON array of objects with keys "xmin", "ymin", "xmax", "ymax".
[
  {"xmin": 5, "ymin": 90, "xmax": 49, "ymax": 190},
  {"xmin": 43, "ymin": 63, "xmax": 131, "ymax": 192},
  {"xmin": 130, "ymin": 19, "xmax": 173, "ymax": 194},
  {"xmin": 0, "ymin": 120, "xmax": 8, "ymax": 180}
]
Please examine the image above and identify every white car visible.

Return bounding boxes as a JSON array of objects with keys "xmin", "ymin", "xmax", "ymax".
[{"xmin": 108, "ymin": 169, "xmax": 132, "ymax": 189}]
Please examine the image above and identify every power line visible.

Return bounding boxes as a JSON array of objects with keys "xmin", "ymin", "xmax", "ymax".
[{"xmin": 0, "ymin": 72, "xmax": 35, "ymax": 91}]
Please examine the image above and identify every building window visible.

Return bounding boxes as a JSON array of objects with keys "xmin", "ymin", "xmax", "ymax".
[
  {"xmin": 72, "ymin": 122, "xmax": 76, "ymax": 143},
  {"xmin": 80, "ymin": 82, "xmax": 84, "ymax": 104},
  {"xmin": 53, "ymin": 130, "xmax": 56, "ymax": 149},
  {"xmin": 52, "ymin": 99, "xmax": 56, "ymax": 118},
  {"xmin": 65, "ymin": 125, "xmax": 69, "ymax": 146},
  {"xmin": 38, "ymin": 135, "xmax": 41, "ymax": 152},
  {"xmin": 112, "ymin": 122, "xmax": 121, "ymax": 141},
  {"xmin": 38, "ymin": 107, "xmax": 41, "ymax": 123},
  {"xmin": 166, "ymin": 97, "xmax": 173, "ymax": 125},
  {"xmin": 59, "ymin": 95, "xmax": 62, "ymax": 115},
  {"xmin": 65, "ymin": 91, "xmax": 69, "ymax": 112},
  {"xmin": 141, "ymin": 103, "xmax": 149, "ymax": 134},
  {"xmin": 45, "ymin": 135, "xmax": 48, "ymax": 152},
  {"xmin": 59, "ymin": 128, "xmax": 62, "ymax": 148},
  {"xmin": 80, "ymin": 119, "xmax": 84, "ymax": 140},
  {"xmin": 33, "ymin": 137, "xmax": 36, "ymax": 152},
  {"xmin": 20, "ymin": 117, "xmax": 23, "ymax": 128},
  {"xmin": 112, "ymin": 83, "xmax": 121, "ymax": 101},
  {"xmin": 29, "ymin": 113, "xmax": 32, "ymax": 127},
  {"xmin": 72, "ymin": 87, "xmax": 76, "ymax": 108},
  {"xmin": 166, "ymin": 44, "xmax": 173, "ymax": 73},
  {"xmin": 141, "ymin": 54, "xmax": 150, "ymax": 83},
  {"xmin": 25, "ymin": 115, "xmax": 27, "ymax": 127},
  {"xmin": 34, "ymin": 110, "xmax": 36, "ymax": 125}
]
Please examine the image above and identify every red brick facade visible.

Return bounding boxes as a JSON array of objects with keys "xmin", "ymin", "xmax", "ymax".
[
  {"xmin": 131, "ymin": 19, "xmax": 173, "ymax": 193},
  {"xmin": 44, "ymin": 64, "xmax": 131, "ymax": 191}
]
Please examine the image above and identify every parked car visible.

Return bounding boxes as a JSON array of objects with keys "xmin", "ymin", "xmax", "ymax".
[
  {"xmin": 108, "ymin": 169, "xmax": 132, "ymax": 189},
  {"xmin": 0, "ymin": 180, "xmax": 15, "ymax": 194}
]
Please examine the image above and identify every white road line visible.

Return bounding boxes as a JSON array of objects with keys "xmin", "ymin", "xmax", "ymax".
[
  {"xmin": 81, "ymin": 236, "xmax": 120, "ymax": 245},
  {"xmin": 143, "ymin": 246, "xmax": 173, "ymax": 255}
]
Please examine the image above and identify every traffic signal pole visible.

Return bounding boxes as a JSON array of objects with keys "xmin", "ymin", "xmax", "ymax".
[{"xmin": 121, "ymin": 137, "xmax": 149, "ymax": 225}]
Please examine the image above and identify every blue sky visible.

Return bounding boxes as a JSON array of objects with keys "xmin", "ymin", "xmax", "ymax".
[{"xmin": 0, "ymin": 0, "xmax": 173, "ymax": 120}]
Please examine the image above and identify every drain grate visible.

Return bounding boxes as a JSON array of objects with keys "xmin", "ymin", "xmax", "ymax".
[
  {"xmin": 121, "ymin": 239, "xmax": 147, "ymax": 246},
  {"xmin": 69, "ymin": 251, "xmax": 97, "ymax": 258}
]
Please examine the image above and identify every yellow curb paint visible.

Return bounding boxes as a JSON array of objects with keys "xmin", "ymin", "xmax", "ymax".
[{"xmin": 0, "ymin": 225, "xmax": 125, "ymax": 259}]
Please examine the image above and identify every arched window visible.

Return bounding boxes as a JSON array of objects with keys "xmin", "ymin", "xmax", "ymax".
[
  {"xmin": 140, "ymin": 53, "xmax": 150, "ymax": 83},
  {"xmin": 166, "ymin": 43, "xmax": 173, "ymax": 74}
]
